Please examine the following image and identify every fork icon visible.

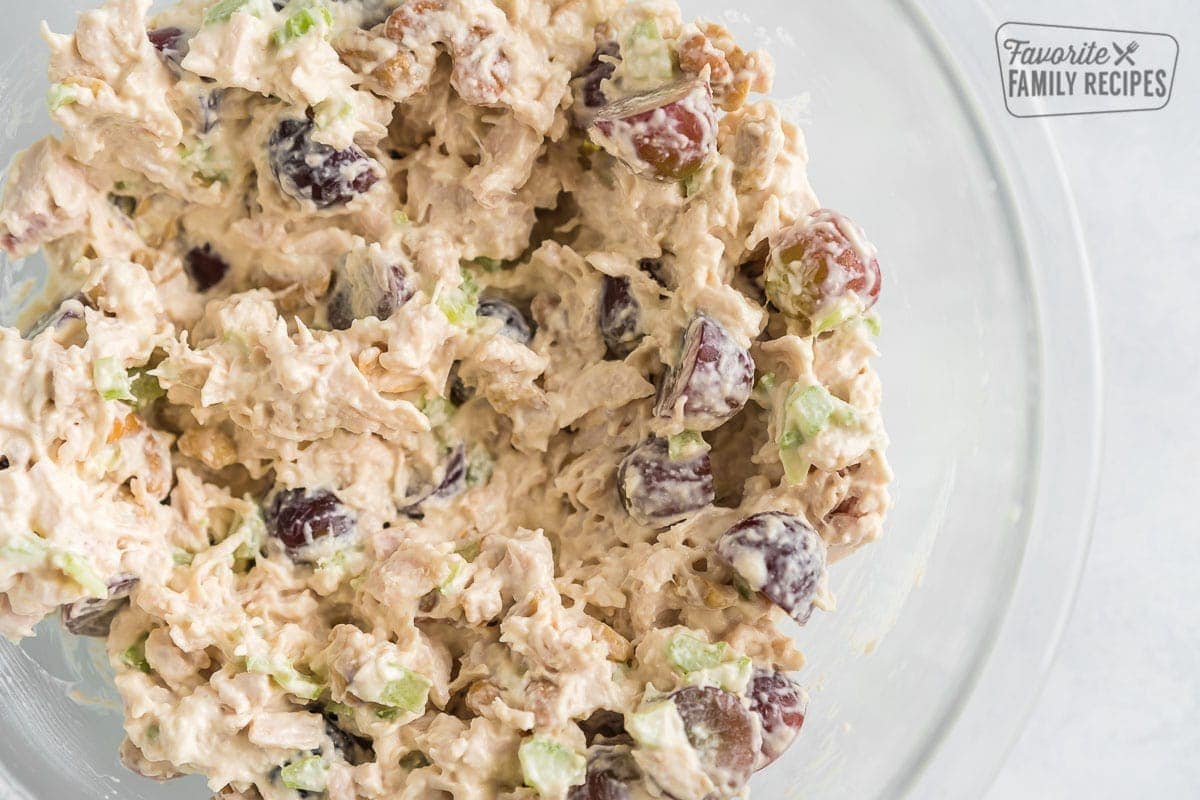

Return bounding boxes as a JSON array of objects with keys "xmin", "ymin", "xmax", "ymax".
[{"xmin": 1113, "ymin": 40, "xmax": 1139, "ymax": 66}]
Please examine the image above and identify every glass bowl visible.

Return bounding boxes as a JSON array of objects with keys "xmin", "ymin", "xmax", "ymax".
[{"xmin": 0, "ymin": 1, "xmax": 1101, "ymax": 798}]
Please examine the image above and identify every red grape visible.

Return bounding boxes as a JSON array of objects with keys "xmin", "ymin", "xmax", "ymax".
[
  {"xmin": 766, "ymin": 209, "xmax": 881, "ymax": 330},
  {"xmin": 670, "ymin": 686, "xmax": 758, "ymax": 796},
  {"xmin": 654, "ymin": 314, "xmax": 754, "ymax": 432},
  {"xmin": 715, "ymin": 512, "xmax": 826, "ymax": 624},
  {"xmin": 598, "ymin": 275, "xmax": 642, "ymax": 358},
  {"xmin": 746, "ymin": 669, "xmax": 807, "ymax": 768},
  {"xmin": 268, "ymin": 119, "xmax": 379, "ymax": 208},
  {"xmin": 590, "ymin": 80, "xmax": 718, "ymax": 180},
  {"xmin": 617, "ymin": 437, "xmax": 713, "ymax": 527}
]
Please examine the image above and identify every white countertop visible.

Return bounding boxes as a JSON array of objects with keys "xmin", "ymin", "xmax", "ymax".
[{"xmin": 985, "ymin": 0, "xmax": 1199, "ymax": 796}]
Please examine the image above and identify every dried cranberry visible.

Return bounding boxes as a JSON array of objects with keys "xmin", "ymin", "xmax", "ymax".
[
  {"xmin": 266, "ymin": 489, "xmax": 355, "ymax": 558},
  {"xmin": 576, "ymin": 42, "xmax": 620, "ymax": 110},
  {"xmin": 185, "ymin": 244, "xmax": 230, "ymax": 292}
]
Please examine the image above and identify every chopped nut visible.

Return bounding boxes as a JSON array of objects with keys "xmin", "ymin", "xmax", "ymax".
[{"xmin": 677, "ymin": 22, "xmax": 773, "ymax": 111}]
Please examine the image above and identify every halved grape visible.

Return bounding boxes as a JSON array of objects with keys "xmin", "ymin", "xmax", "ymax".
[
  {"xmin": 670, "ymin": 686, "xmax": 758, "ymax": 796},
  {"xmin": 327, "ymin": 254, "xmax": 413, "ymax": 330},
  {"xmin": 598, "ymin": 275, "xmax": 642, "ymax": 358},
  {"xmin": 185, "ymin": 244, "xmax": 229, "ymax": 292},
  {"xmin": 477, "ymin": 297, "xmax": 533, "ymax": 344},
  {"xmin": 61, "ymin": 574, "xmax": 138, "ymax": 637},
  {"xmin": 617, "ymin": 437, "xmax": 713, "ymax": 527},
  {"xmin": 654, "ymin": 314, "xmax": 754, "ymax": 432},
  {"xmin": 715, "ymin": 512, "xmax": 826, "ymax": 623},
  {"xmin": 765, "ymin": 209, "xmax": 881, "ymax": 331},
  {"xmin": 266, "ymin": 488, "xmax": 355, "ymax": 559},
  {"xmin": 590, "ymin": 79, "xmax": 718, "ymax": 180},
  {"xmin": 268, "ymin": 119, "xmax": 379, "ymax": 208},
  {"xmin": 746, "ymin": 669, "xmax": 807, "ymax": 768},
  {"xmin": 400, "ymin": 445, "xmax": 466, "ymax": 517},
  {"xmin": 147, "ymin": 27, "xmax": 188, "ymax": 68},
  {"xmin": 568, "ymin": 745, "xmax": 639, "ymax": 800}
]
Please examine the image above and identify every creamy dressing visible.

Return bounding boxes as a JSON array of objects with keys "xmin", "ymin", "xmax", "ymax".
[{"xmin": 0, "ymin": 1, "xmax": 891, "ymax": 798}]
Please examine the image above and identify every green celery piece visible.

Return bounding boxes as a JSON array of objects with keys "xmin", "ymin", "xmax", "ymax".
[
  {"xmin": 666, "ymin": 633, "xmax": 728, "ymax": 674},
  {"xmin": 626, "ymin": 700, "xmax": 680, "ymax": 749},
  {"xmin": 455, "ymin": 540, "xmax": 481, "ymax": 563},
  {"xmin": 623, "ymin": 19, "xmax": 675, "ymax": 89},
  {"xmin": 129, "ymin": 369, "xmax": 165, "ymax": 409},
  {"xmin": 46, "ymin": 83, "xmax": 79, "ymax": 112},
  {"xmin": 1, "ymin": 534, "xmax": 50, "ymax": 565},
  {"xmin": 204, "ymin": 0, "xmax": 271, "ymax": 25},
  {"xmin": 280, "ymin": 754, "xmax": 327, "ymax": 792},
  {"xmin": 519, "ymin": 736, "xmax": 586, "ymax": 797},
  {"xmin": 273, "ymin": 2, "xmax": 334, "ymax": 46},
  {"xmin": 93, "ymin": 357, "xmax": 135, "ymax": 402},
  {"xmin": 437, "ymin": 269, "xmax": 480, "ymax": 325},
  {"xmin": 122, "ymin": 633, "xmax": 152, "ymax": 673},
  {"xmin": 51, "ymin": 551, "xmax": 108, "ymax": 597},
  {"xmin": 667, "ymin": 431, "xmax": 708, "ymax": 460},
  {"xmin": 787, "ymin": 385, "xmax": 836, "ymax": 441},
  {"xmin": 377, "ymin": 666, "xmax": 431, "ymax": 713}
]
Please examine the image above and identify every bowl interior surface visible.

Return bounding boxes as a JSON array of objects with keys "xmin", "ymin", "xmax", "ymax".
[{"xmin": 0, "ymin": 2, "xmax": 1060, "ymax": 799}]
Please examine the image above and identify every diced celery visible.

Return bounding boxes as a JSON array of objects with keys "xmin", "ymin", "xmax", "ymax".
[
  {"xmin": 392, "ymin": 210, "xmax": 411, "ymax": 226},
  {"xmin": 129, "ymin": 369, "xmax": 165, "ymax": 409},
  {"xmin": 518, "ymin": 736, "xmax": 586, "ymax": 797},
  {"xmin": 666, "ymin": 633, "xmax": 727, "ymax": 674},
  {"xmin": 622, "ymin": 20, "xmax": 676, "ymax": 90},
  {"xmin": 324, "ymin": 701, "xmax": 355, "ymax": 718},
  {"xmin": 455, "ymin": 540, "xmax": 481, "ymax": 563},
  {"xmin": 626, "ymin": 700, "xmax": 681, "ymax": 749},
  {"xmin": 692, "ymin": 655, "xmax": 753, "ymax": 693},
  {"xmin": 246, "ymin": 656, "xmax": 324, "ymax": 700},
  {"xmin": 667, "ymin": 431, "xmax": 708, "ymax": 460},
  {"xmin": 436, "ymin": 269, "xmax": 480, "ymax": 325},
  {"xmin": 863, "ymin": 313, "xmax": 882, "ymax": 336},
  {"xmin": 280, "ymin": 754, "xmax": 327, "ymax": 793},
  {"xmin": 122, "ymin": 633, "xmax": 152, "ymax": 673},
  {"xmin": 232, "ymin": 506, "xmax": 266, "ymax": 561},
  {"xmin": 420, "ymin": 396, "xmax": 456, "ymax": 428},
  {"xmin": 465, "ymin": 447, "xmax": 494, "ymax": 487},
  {"xmin": 787, "ymin": 385, "xmax": 836, "ymax": 441},
  {"xmin": 93, "ymin": 358, "xmax": 135, "ymax": 402},
  {"xmin": 465, "ymin": 256, "xmax": 505, "ymax": 273},
  {"xmin": 0, "ymin": 534, "xmax": 50, "ymax": 565},
  {"xmin": 273, "ymin": 2, "xmax": 333, "ymax": 46},
  {"xmin": 172, "ymin": 550, "xmax": 195, "ymax": 566},
  {"xmin": 46, "ymin": 83, "xmax": 79, "ymax": 112},
  {"xmin": 437, "ymin": 553, "xmax": 469, "ymax": 594},
  {"xmin": 51, "ymin": 551, "xmax": 108, "ymax": 597},
  {"xmin": 377, "ymin": 666, "xmax": 431, "ymax": 713},
  {"xmin": 204, "ymin": 0, "xmax": 272, "ymax": 25}
]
